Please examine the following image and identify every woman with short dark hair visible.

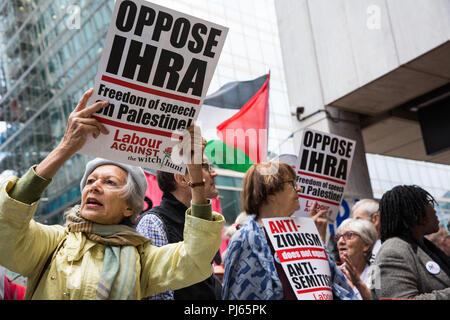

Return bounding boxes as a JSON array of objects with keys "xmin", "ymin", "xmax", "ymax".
[
  {"xmin": 222, "ymin": 162, "xmax": 357, "ymax": 300},
  {"xmin": 241, "ymin": 162, "xmax": 301, "ymax": 222},
  {"xmin": 371, "ymin": 185, "xmax": 450, "ymax": 299}
]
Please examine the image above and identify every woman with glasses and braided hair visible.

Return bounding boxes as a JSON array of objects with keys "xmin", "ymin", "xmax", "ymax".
[{"xmin": 370, "ymin": 185, "xmax": 450, "ymax": 300}]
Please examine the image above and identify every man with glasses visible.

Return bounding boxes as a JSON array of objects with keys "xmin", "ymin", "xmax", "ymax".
[
  {"xmin": 136, "ymin": 157, "xmax": 221, "ymax": 300},
  {"xmin": 351, "ymin": 199, "xmax": 382, "ymax": 264}
]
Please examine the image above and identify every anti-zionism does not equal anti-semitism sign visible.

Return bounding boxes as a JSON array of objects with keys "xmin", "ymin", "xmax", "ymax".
[
  {"xmin": 263, "ymin": 216, "xmax": 333, "ymax": 300},
  {"xmin": 79, "ymin": 0, "xmax": 228, "ymax": 173}
]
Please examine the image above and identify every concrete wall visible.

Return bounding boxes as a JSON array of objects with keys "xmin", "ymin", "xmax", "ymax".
[
  {"xmin": 275, "ymin": 0, "xmax": 450, "ymax": 200},
  {"xmin": 276, "ymin": 0, "xmax": 450, "ymax": 110}
]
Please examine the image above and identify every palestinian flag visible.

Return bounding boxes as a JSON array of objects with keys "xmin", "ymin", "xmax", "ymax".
[{"xmin": 198, "ymin": 74, "xmax": 270, "ymax": 172}]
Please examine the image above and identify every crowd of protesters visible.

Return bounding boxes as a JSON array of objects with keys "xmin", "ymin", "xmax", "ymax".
[{"xmin": 0, "ymin": 90, "xmax": 449, "ymax": 300}]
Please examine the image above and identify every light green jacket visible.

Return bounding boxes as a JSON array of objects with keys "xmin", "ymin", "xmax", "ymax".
[{"xmin": 0, "ymin": 168, "xmax": 225, "ymax": 300}]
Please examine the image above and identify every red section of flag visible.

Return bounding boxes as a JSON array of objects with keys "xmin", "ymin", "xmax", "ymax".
[
  {"xmin": 216, "ymin": 73, "xmax": 270, "ymax": 163},
  {"xmin": 211, "ymin": 198, "xmax": 228, "ymax": 260},
  {"xmin": 2, "ymin": 275, "xmax": 26, "ymax": 300},
  {"xmin": 212, "ymin": 197, "xmax": 222, "ymax": 214},
  {"xmin": 143, "ymin": 171, "xmax": 163, "ymax": 211}
]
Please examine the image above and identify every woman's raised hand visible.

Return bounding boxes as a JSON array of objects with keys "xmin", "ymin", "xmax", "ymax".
[
  {"xmin": 309, "ymin": 201, "xmax": 329, "ymax": 243},
  {"xmin": 36, "ymin": 89, "xmax": 109, "ymax": 179},
  {"xmin": 59, "ymin": 88, "xmax": 109, "ymax": 155}
]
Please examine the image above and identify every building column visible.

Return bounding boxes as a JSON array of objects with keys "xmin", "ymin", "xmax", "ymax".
[{"xmin": 275, "ymin": 0, "xmax": 374, "ymax": 223}]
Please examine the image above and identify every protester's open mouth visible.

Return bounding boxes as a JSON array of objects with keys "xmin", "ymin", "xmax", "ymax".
[
  {"xmin": 338, "ymin": 247, "xmax": 347, "ymax": 254},
  {"xmin": 86, "ymin": 197, "xmax": 103, "ymax": 207}
]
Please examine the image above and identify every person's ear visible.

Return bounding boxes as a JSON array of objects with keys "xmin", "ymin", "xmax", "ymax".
[
  {"xmin": 123, "ymin": 207, "xmax": 134, "ymax": 218},
  {"xmin": 371, "ymin": 212, "xmax": 380, "ymax": 226},
  {"xmin": 363, "ymin": 243, "xmax": 371, "ymax": 258},
  {"xmin": 173, "ymin": 173, "xmax": 190, "ymax": 187},
  {"xmin": 267, "ymin": 194, "xmax": 276, "ymax": 204}
]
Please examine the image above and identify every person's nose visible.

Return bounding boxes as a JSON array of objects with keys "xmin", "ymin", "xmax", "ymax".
[
  {"xmin": 209, "ymin": 167, "xmax": 218, "ymax": 178},
  {"xmin": 87, "ymin": 180, "xmax": 103, "ymax": 193},
  {"xmin": 295, "ymin": 184, "xmax": 302, "ymax": 192}
]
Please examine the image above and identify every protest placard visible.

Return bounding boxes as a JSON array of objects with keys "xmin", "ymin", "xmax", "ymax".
[
  {"xmin": 294, "ymin": 129, "xmax": 356, "ymax": 222},
  {"xmin": 262, "ymin": 216, "xmax": 332, "ymax": 300},
  {"xmin": 78, "ymin": 0, "xmax": 228, "ymax": 173}
]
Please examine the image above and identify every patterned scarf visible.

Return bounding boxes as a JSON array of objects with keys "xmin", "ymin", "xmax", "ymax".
[
  {"xmin": 222, "ymin": 215, "xmax": 283, "ymax": 300},
  {"xmin": 66, "ymin": 206, "xmax": 149, "ymax": 299}
]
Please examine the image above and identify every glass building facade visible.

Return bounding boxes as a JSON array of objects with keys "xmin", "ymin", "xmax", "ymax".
[
  {"xmin": 0, "ymin": 0, "xmax": 116, "ymax": 224},
  {"xmin": 0, "ymin": 0, "xmax": 448, "ymax": 230},
  {"xmin": 366, "ymin": 154, "xmax": 450, "ymax": 229}
]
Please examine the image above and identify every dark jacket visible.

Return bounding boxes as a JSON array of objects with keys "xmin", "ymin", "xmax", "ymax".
[{"xmin": 144, "ymin": 192, "xmax": 222, "ymax": 300}]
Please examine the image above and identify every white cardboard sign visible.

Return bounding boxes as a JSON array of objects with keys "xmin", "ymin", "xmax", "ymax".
[
  {"xmin": 262, "ymin": 216, "xmax": 333, "ymax": 300},
  {"xmin": 294, "ymin": 129, "xmax": 356, "ymax": 222},
  {"xmin": 79, "ymin": 0, "xmax": 228, "ymax": 173}
]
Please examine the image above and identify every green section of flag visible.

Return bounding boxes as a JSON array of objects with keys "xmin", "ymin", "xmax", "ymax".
[{"xmin": 205, "ymin": 140, "xmax": 254, "ymax": 173}]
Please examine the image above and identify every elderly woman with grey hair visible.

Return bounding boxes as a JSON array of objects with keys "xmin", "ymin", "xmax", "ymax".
[
  {"xmin": 336, "ymin": 218, "xmax": 378, "ymax": 300},
  {"xmin": 0, "ymin": 89, "xmax": 224, "ymax": 299}
]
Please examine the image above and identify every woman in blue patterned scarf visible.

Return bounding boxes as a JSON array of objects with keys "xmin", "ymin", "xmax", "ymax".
[{"xmin": 222, "ymin": 162, "xmax": 357, "ymax": 300}]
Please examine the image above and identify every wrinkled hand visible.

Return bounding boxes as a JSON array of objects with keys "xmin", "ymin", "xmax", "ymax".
[
  {"xmin": 185, "ymin": 124, "xmax": 205, "ymax": 164},
  {"xmin": 339, "ymin": 254, "xmax": 372, "ymax": 299},
  {"xmin": 185, "ymin": 125, "xmax": 207, "ymax": 205},
  {"xmin": 59, "ymin": 88, "xmax": 109, "ymax": 155},
  {"xmin": 309, "ymin": 201, "xmax": 329, "ymax": 243},
  {"xmin": 36, "ymin": 89, "xmax": 109, "ymax": 180},
  {"xmin": 340, "ymin": 254, "xmax": 360, "ymax": 285}
]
